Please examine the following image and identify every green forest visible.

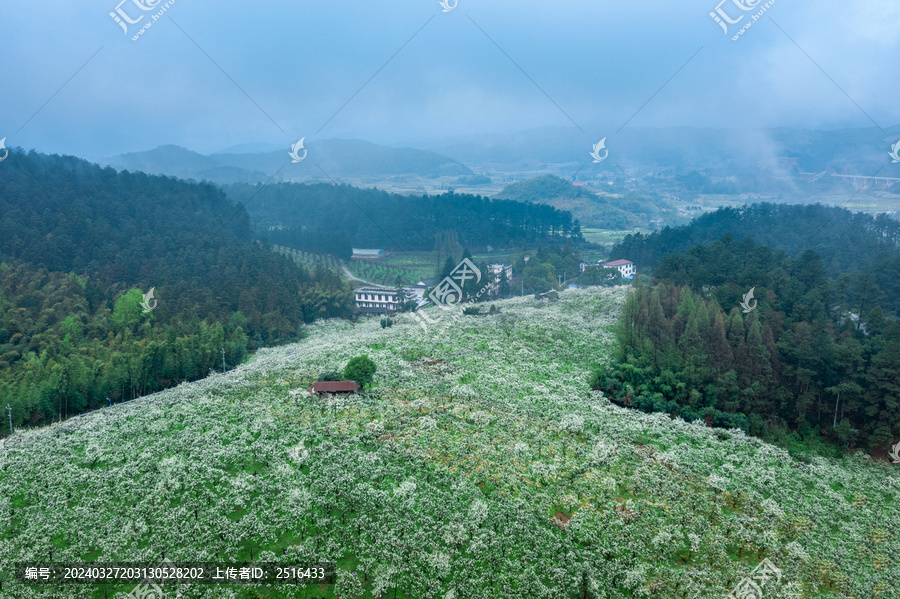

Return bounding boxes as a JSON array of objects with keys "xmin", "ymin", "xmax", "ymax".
[
  {"xmin": 222, "ymin": 182, "xmax": 585, "ymax": 254},
  {"xmin": 592, "ymin": 233, "xmax": 900, "ymax": 456},
  {"xmin": 0, "ymin": 152, "xmax": 353, "ymax": 432},
  {"xmin": 612, "ymin": 203, "xmax": 900, "ymax": 284}
]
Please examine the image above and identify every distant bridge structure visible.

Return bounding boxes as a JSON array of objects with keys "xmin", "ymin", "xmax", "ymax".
[{"xmin": 800, "ymin": 172, "xmax": 900, "ymax": 190}]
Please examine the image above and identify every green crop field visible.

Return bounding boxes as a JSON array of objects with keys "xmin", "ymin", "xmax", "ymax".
[
  {"xmin": 1, "ymin": 287, "xmax": 897, "ymax": 598},
  {"xmin": 273, "ymin": 245, "xmax": 342, "ymax": 271},
  {"xmin": 379, "ymin": 252, "xmax": 438, "ymax": 271},
  {"xmin": 581, "ymin": 229, "xmax": 646, "ymax": 248},
  {"xmin": 347, "ymin": 260, "xmax": 430, "ymax": 286}
]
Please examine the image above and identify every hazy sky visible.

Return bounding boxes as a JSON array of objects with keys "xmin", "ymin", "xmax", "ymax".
[{"xmin": 2, "ymin": 0, "xmax": 899, "ymax": 158}]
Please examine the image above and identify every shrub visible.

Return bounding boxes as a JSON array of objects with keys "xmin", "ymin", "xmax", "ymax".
[{"xmin": 343, "ymin": 355, "xmax": 377, "ymax": 389}]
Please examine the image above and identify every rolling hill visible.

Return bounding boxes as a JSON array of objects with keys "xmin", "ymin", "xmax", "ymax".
[
  {"xmin": 222, "ymin": 181, "xmax": 582, "ymax": 252},
  {"xmin": 106, "ymin": 139, "xmax": 473, "ymax": 185},
  {"xmin": 610, "ymin": 202, "xmax": 900, "ymax": 276},
  {"xmin": 0, "ymin": 288, "xmax": 897, "ymax": 598},
  {"xmin": 495, "ymin": 174, "xmax": 678, "ymax": 229},
  {"xmin": 0, "ymin": 149, "xmax": 352, "ymax": 427}
]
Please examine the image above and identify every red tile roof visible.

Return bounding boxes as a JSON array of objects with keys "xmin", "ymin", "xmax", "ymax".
[
  {"xmin": 307, "ymin": 381, "xmax": 359, "ymax": 393},
  {"xmin": 603, "ymin": 259, "xmax": 633, "ymax": 267}
]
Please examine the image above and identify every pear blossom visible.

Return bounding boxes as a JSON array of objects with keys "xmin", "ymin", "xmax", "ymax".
[{"xmin": 0, "ymin": 287, "xmax": 895, "ymax": 598}]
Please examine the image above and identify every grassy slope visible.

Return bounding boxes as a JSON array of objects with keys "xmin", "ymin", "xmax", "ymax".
[{"xmin": 0, "ymin": 288, "xmax": 897, "ymax": 599}]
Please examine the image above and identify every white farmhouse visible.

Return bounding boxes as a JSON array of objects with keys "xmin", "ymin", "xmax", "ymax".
[
  {"xmin": 602, "ymin": 259, "xmax": 635, "ymax": 279},
  {"xmin": 354, "ymin": 287, "xmax": 415, "ymax": 315}
]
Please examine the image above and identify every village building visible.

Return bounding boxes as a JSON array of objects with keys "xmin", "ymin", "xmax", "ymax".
[
  {"xmin": 603, "ymin": 259, "xmax": 635, "ymax": 279},
  {"xmin": 580, "ymin": 258, "xmax": 636, "ymax": 279},
  {"xmin": 352, "ymin": 248, "xmax": 386, "ymax": 260},
  {"xmin": 410, "ymin": 278, "xmax": 436, "ymax": 303},
  {"xmin": 354, "ymin": 287, "xmax": 415, "ymax": 315}
]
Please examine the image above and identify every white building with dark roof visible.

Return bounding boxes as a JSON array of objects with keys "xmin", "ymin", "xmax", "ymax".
[
  {"xmin": 602, "ymin": 259, "xmax": 635, "ymax": 278},
  {"xmin": 354, "ymin": 287, "xmax": 415, "ymax": 315}
]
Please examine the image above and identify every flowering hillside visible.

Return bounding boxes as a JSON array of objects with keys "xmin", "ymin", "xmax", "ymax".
[{"xmin": 0, "ymin": 287, "xmax": 897, "ymax": 598}]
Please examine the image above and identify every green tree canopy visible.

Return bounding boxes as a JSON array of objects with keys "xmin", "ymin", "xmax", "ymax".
[
  {"xmin": 578, "ymin": 267, "xmax": 622, "ymax": 287},
  {"xmin": 343, "ymin": 355, "xmax": 377, "ymax": 389},
  {"xmin": 111, "ymin": 289, "xmax": 149, "ymax": 332}
]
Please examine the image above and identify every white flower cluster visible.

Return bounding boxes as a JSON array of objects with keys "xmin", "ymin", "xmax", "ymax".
[
  {"xmin": 559, "ymin": 413, "xmax": 585, "ymax": 433},
  {"xmin": 287, "ymin": 439, "xmax": 309, "ymax": 465}
]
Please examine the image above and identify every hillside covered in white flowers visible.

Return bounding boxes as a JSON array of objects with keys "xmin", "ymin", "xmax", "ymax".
[{"xmin": 1, "ymin": 287, "xmax": 897, "ymax": 598}]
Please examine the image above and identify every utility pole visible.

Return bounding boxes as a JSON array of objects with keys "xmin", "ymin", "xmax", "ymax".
[
  {"xmin": 221, "ymin": 348, "xmax": 226, "ymax": 374},
  {"xmin": 6, "ymin": 404, "xmax": 12, "ymax": 436}
]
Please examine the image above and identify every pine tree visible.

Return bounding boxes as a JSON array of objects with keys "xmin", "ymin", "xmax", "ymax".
[
  {"xmin": 647, "ymin": 287, "xmax": 670, "ymax": 371},
  {"xmin": 862, "ymin": 322, "xmax": 900, "ymax": 449},
  {"xmin": 743, "ymin": 319, "xmax": 773, "ymax": 414},
  {"xmin": 707, "ymin": 300, "xmax": 733, "ymax": 377}
]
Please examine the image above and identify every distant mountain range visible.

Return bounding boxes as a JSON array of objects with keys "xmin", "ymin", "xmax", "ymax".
[
  {"xmin": 418, "ymin": 125, "xmax": 900, "ymax": 177},
  {"xmin": 105, "ymin": 139, "xmax": 473, "ymax": 184},
  {"xmin": 101, "ymin": 126, "xmax": 900, "ymax": 194}
]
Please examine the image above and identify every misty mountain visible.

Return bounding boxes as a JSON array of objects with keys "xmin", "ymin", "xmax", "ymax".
[
  {"xmin": 106, "ymin": 139, "xmax": 473, "ymax": 184},
  {"xmin": 212, "ymin": 142, "xmax": 284, "ymax": 155},
  {"xmin": 104, "ymin": 145, "xmax": 268, "ymax": 184},
  {"xmin": 420, "ymin": 125, "xmax": 900, "ymax": 179}
]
